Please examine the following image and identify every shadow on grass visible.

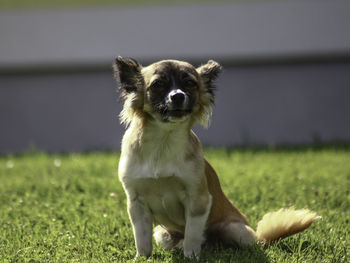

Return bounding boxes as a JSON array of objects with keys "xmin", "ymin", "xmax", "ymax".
[{"xmin": 154, "ymin": 244, "xmax": 270, "ymax": 263}]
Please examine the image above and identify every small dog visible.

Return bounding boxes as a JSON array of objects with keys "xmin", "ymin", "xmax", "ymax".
[{"xmin": 113, "ymin": 57, "xmax": 319, "ymax": 260}]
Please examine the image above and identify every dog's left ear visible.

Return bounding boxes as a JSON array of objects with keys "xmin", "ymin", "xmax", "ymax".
[
  {"xmin": 196, "ymin": 60, "xmax": 222, "ymax": 97},
  {"xmin": 195, "ymin": 60, "xmax": 222, "ymax": 128}
]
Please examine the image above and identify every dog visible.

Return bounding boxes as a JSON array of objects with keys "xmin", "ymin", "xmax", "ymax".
[{"xmin": 113, "ymin": 57, "xmax": 319, "ymax": 260}]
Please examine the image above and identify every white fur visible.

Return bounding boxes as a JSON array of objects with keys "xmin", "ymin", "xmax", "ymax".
[
  {"xmin": 153, "ymin": 226, "xmax": 177, "ymax": 249},
  {"xmin": 119, "ymin": 118, "xmax": 212, "ymax": 259},
  {"xmin": 183, "ymin": 195, "xmax": 212, "ymax": 259},
  {"xmin": 127, "ymin": 195, "xmax": 153, "ymax": 257}
]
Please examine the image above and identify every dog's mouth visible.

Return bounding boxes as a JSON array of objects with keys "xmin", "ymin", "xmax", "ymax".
[
  {"xmin": 153, "ymin": 103, "xmax": 193, "ymax": 121},
  {"xmin": 166, "ymin": 109, "xmax": 192, "ymax": 118}
]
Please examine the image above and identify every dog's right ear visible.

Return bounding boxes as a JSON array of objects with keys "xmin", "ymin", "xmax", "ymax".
[{"xmin": 113, "ymin": 56, "xmax": 143, "ymax": 97}]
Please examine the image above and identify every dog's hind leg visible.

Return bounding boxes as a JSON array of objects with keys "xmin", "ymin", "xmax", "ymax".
[
  {"xmin": 153, "ymin": 225, "xmax": 183, "ymax": 250},
  {"xmin": 212, "ymin": 221, "xmax": 257, "ymax": 248}
]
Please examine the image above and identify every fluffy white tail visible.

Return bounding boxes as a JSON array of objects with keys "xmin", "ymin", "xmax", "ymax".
[{"xmin": 256, "ymin": 208, "xmax": 320, "ymax": 244}]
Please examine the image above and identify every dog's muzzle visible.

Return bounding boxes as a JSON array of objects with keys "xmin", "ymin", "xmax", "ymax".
[
  {"xmin": 167, "ymin": 89, "xmax": 188, "ymax": 108},
  {"xmin": 166, "ymin": 89, "xmax": 191, "ymax": 118}
]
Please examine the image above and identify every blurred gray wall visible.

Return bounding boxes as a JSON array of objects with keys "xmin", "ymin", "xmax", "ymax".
[{"xmin": 1, "ymin": 0, "xmax": 350, "ymax": 153}]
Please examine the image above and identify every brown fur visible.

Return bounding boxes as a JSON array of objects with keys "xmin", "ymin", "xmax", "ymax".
[{"xmin": 205, "ymin": 159, "xmax": 249, "ymax": 226}]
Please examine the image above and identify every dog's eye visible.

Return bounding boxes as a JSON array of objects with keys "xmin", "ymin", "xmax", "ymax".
[
  {"xmin": 150, "ymin": 79, "xmax": 166, "ymax": 90},
  {"xmin": 183, "ymin": 79, "xmax": 197, "ymax": 87}
]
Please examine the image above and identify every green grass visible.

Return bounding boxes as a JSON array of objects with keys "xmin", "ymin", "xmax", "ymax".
[{"xmin": 0, "ymin": 147, "xmax": 349, "ymax": 262}]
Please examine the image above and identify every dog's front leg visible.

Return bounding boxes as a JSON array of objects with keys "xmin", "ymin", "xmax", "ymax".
[
  {"xmin": 127, "ymin": 194, "xmax": 153, "ymax": 258},
  {"xmin": 183, "ymin": 191, "xmax": 212, "ymax": 260}
]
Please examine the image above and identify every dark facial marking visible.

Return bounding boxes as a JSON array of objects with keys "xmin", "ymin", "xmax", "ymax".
[{"xmin": 147, "ymin": 61, "xmax": 199, "ymax": 121}]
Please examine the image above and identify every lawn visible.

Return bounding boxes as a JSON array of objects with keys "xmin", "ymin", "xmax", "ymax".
[{"xmin": 0, "ymin": 147, "xmax": 349, "ymax": 262}]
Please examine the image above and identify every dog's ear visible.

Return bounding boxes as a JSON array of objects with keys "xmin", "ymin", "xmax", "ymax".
[
  {"xmin": 196, "ymin": 60, "xmax": 222, "ymax": 97},
  {"xmin": 113, "ymin": 56, "xmax": 143, "ymax": 98},
  {"xmin": 194, "ymin": 60, "xmax": 222, "ymax": 128}
]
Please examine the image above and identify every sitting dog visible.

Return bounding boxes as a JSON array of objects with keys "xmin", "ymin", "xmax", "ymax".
[{"xmin": 113, "ymin": 57, "xmax": 319, "ymax": 260}]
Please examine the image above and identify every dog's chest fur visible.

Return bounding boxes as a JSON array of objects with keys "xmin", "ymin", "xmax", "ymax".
[{"xmin": 119, "ymin": 120, "xmax": 200, "ymax": 232}]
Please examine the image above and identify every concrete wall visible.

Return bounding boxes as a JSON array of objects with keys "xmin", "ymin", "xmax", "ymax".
[
  {"xmin": 0, "ymin": 71, "xmax": 122, "ymax": 153},
  {"xmin": 1, "ymin": 0, "xmax": 350, "ymax": 68},
  {"xmin": 1, "ymin": 61, "xmax": 350, "ymax": 153},
  {"xmin": 1, "ymin": 0, "xmax": 350, "ymax": 153},
  {"xmin": 197, "ymin": 62, "xmax": 350, "ymax": 146}
]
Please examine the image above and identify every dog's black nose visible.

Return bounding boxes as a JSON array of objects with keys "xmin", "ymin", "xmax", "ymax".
[{"xmin": 170, "ymin": 92, "xmax": 185, "ymax": 105}]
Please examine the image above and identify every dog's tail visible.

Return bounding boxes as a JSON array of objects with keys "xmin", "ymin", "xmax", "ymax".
[{"xmin": 255, "ymin": 208, "xmax": 320, "ymax": 245}]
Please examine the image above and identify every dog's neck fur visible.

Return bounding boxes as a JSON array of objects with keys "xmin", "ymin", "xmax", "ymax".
[{"xmin": 122, "ymin": 115, "xmax": 194, "ymax": 159}]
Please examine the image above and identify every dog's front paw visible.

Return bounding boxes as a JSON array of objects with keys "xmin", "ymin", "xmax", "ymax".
[
  {"xmin": 183, "ymin": 242, "xmax": 201, "ymax": 261},
  {"xmin": 133, "ymin": 251, "xmax": 151, "ymax": 262},
  {"xmin": 136, "ymin": 247, "xmax": 152, "ymax": 258},
  {"xmin": 134, "ymin": 242, "xmax": 152, "ymax": 260},
  {"xmin": 184, "ymin": 249, "xmax": 200, "ymax": 261}
]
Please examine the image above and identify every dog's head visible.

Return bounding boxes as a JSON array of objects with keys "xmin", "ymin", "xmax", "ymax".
[{"xmin": 113, "ymin": 57, "xmax": 222, "ymax": 128}]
